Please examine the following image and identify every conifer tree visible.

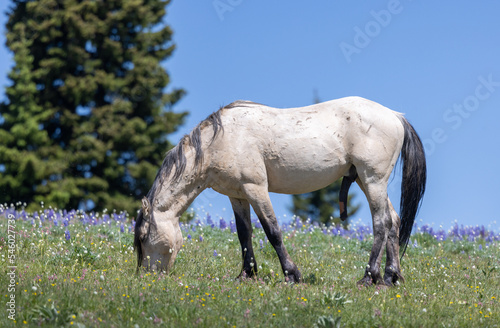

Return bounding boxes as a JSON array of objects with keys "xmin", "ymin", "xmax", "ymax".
[{"xmin": 0, "ymin": 0, "xmax": 186, "ymax": 213}]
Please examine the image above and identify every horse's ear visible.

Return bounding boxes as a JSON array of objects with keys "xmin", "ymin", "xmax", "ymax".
[{"xmin": 142, "ymin": 197, "xmax": 151, "ymax": 217}]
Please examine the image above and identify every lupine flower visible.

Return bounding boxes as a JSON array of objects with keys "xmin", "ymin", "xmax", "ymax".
[
  {"xmin": 219, "ymin": 218, "xmax": 227, "ymax": 230},
  {"xmin": 65, "ymin": 230, "xmax": 71, "ymax": 240},
  {"xmin": 213, "ymin": 250, "xmax": 218, "ymax": 257}
]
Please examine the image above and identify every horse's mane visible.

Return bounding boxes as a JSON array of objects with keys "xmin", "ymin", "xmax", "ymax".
[{"xmin": 148, "ymin": 110, "xmax": 223, "ymax": 201}]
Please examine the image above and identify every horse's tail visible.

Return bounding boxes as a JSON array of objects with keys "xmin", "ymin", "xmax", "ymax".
[{"xmin": 398, "ymin": 115, "xmax": 427, "ymax": 258}]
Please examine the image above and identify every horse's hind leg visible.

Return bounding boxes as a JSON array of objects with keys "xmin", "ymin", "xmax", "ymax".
[
  {"xmin": 229, "ymin": 197, "xmax": 258, "ymax": 279},
  {"xmin": 356, "ymin": 179, "xmax": 392, "ymax": 286},
  {"xmin": 383, "ymin": 199, "xmax": 405, "ymax": 285},
  {"xmin": 242, "ymin": 184, "xmax": 301, "ymax": 283}
]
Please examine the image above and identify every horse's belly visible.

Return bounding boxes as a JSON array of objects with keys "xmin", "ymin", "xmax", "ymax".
[{"xmin": 265, "ymin": 152, "xmax": 349, "ymax": 194}]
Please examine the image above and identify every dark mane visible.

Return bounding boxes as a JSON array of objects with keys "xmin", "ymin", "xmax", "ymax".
[
  {"xmin": 134, "ymin": 108, "xmax": 224, "ymax": 268},
  {"xmin": 224, "ymin": 100, "xmax": 264, "ymax": 109}
]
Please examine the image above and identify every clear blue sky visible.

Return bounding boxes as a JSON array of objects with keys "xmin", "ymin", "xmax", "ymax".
[{"xmin": 1, "ymin": 0, "xmax": 499, "ymax": 231}]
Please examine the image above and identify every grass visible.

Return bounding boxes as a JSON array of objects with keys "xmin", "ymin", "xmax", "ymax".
[{"xmin": 0, "ymin": 205, "xmax": 499, "ymax": 327}]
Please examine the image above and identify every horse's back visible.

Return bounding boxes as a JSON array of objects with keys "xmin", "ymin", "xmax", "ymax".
[{"xmin": 212, "ymin": 97, "xmax": 404, "ymax": 194}]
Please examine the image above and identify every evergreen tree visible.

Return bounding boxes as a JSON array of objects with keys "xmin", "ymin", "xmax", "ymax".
[
  {"xmin": 290, "ymin": 92, "xmax": 360, "ymax": 226},
  {"xmin": 0, "ymin": 0, "xmax": 186, "ymax": 213}
]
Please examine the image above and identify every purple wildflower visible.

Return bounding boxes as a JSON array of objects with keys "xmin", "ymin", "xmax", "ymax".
[
  {"xmin": 219, "ymin": 218, "xmax": 227, "ymax": 230},
  {"xmin": 187, "ymin": 234, "xmax": 192, "ymax": 240},
  {"xmin": 199, "ymin": 235, "xmax": 203, "ymax": 242},
  {"xmin": 230, "ymin": 221, "xmax": 237, "ymax": 234},
  {"xmin": 65, "ymin": 230, "xmax": 71, "ymax": 240},
  {"xmin": 213, "ymin": 250, "xmax": 218, "ymax": 257}
]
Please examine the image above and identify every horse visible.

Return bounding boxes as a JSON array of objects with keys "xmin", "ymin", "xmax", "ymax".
[{"xmin": 134, "ymin": 96, "xmax": 426, "ymax": 286}]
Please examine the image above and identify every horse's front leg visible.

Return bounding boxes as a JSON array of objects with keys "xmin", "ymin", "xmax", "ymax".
[
  {"xmin": 243, "ymin": 184, "xmax": 301, "ymax": 283},
  {"xmin": 230, "ymin": 197, "xmax": 258, "ymax": 279}
]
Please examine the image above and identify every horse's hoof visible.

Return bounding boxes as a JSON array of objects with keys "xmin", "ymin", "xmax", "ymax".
[
  {"xmin": 357, "ymin": 277, "xmax": 373, "ymax": 287},
  {"xmin": 236, "ymin": 270, "xmax": 256, "ymax": 281},
  {"xmin": 383, "ymin": 271, "xmax": 405, "ymax": 286},
  {"xmin": 285, "ymin": 269, "xmax": 302, "ymax": 283}
]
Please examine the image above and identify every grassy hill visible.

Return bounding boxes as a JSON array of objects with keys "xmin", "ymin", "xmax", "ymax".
[{"xmin": 1, "ymin": 205, "xmax": 498, "ymax": 327}]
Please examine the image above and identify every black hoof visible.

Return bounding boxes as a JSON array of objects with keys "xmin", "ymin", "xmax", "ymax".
[
  {"xmin": 284, "ymin": 267, "xmax": 302, "ymax": 283},
  {"xmin": 383, "ymin": 271, "xmax": 404, "ymax": 286},
  {"xmin": 236, "ymin": 267, "xmax": 257, "ymax": 280},
  {"xmin": 357, "ymin": 270, "xmax": 383, "ymax": 287}
]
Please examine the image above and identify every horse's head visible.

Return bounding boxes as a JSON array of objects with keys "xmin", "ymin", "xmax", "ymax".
[{"xmin": 134, "ymin": 197, "xmax": 183, "ymax": 273}]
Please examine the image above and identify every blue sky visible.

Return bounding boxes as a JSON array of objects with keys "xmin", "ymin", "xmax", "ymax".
[{"xmin": 1, "ymin": 0, "xmax": 499, "ymax": 231}]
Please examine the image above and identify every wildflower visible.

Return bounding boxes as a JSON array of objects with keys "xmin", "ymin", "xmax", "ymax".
[
  {"xmin": 199, "ymin": 236, "xmax": 203, "ymax": 242},
  {"xmin": 213, "ymin": 250, "xmax": 218, "ymax": 257},
  {"xmin": 65, "ymin": 230, "xmax": 71, "ymax": 240},
  {"xmin": 219, "ymin": 218, "xmax": 227, "ymax": 230}
]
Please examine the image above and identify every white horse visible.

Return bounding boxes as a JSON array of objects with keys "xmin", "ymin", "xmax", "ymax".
[{"xmin": 134, "ymin": 96, "xmax": 426, "ymax": 286}]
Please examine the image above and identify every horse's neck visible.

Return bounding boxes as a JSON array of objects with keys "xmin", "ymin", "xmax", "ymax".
[{"xmin": 155, "ymin": 152, "xmax": 208, "ymax": 217}]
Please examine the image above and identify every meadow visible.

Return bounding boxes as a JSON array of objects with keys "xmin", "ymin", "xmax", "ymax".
[{"xmin": 0, "ymin": 204, "xmax": 498, "ymax": 327}]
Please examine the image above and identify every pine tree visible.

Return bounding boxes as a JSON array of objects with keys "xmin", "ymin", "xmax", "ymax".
[
  {"xmin": 290, "ymin": 92, "xmax": 360, "ymax": 226},
  {"xmin": 0, "ymin": 0, "xmax": 186, "ymax": 213}
]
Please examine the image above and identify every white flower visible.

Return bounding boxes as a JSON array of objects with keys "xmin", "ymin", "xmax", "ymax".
[{"xmin": 32, "ymin": 286, "xmax": 37, "ymax": 292}]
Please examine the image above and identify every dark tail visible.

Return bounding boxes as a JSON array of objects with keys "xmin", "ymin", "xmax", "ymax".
[{"xmin": 398, "ymin": 116, "xmax": 427, "ymax": 258}]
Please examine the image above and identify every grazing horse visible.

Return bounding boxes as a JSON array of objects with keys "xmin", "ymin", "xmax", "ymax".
[{"xmin": 134, "ymin": 96, "xmax": 426, "ymax": 286}]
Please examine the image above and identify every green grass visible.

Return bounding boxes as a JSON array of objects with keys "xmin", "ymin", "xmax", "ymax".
[{"xmin": 0, "ymin": 214, "xmax": 498, "ymax": 327}]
